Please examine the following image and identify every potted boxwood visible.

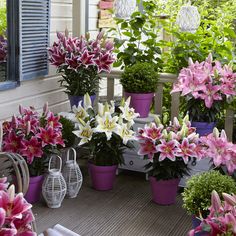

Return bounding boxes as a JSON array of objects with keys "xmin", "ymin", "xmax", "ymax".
[
  {"xmin": 136, "ymin": 115, "xmax": 201, "ymax": 205},
  {"xmin": 182, "ymin": 171, "xmax": 236, "ymax": 233},
  {"xmin": 121, "ymin": 62, "xmax": 159, "ymax": 118}
]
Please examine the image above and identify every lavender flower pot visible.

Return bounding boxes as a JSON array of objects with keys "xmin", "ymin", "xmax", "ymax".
[
  {"xmin": 124, "ymin": 92, "xmax": 154, "ymax": 118},
  {"xmin": 149, "ymin": 177, "xmax": 180, "ymax": 205},
  {"xmin": 88, "ymin": 163, "xmax": 117, "ymax": 191},
  {"xmin": 68, "ymin": 94, "xmax": 96, "ymax": 108},
  {"xmin": 191, "ymin": 122, "xmax": 216, "ymax": 137},
  {"xmin": 192, "ymin": 215, "xmax": 209, "ymax": 236},
  {"xmin": 24, "ymin": 175, "xmax": 44, "ymax": 204}
]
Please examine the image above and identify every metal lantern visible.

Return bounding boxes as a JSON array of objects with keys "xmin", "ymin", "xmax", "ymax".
[
  {"xmin": 62, "ymin": 148, "xmax": 83, "ymax": 198},
  {"xmin": 176, "ymin": 2, "xmax": 200, "ymax": 33},
  {"xmin": 114, "ymin": 0, "xmax": 136, "ymax": 19},
  {"xmin": 42, "ymin": 155, "xmax": 67, "ymax": 208}
]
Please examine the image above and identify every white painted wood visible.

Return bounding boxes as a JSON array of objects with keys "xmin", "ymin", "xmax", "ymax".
[{"xmin": 73, "ymin": 0, "xmax": 86, "ymax": 37}]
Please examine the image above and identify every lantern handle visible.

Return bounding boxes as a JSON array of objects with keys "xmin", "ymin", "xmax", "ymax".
[
  {"xmin": 49, "ymin": 155, "xmax": 62, "ymax": 172},
  {"xmin": 66, "ymin": 147, "xmax": 77, "ymax": 164}
]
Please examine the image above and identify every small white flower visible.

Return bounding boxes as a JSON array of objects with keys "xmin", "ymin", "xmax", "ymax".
[
  {"xmin": 119, "ymin": 104, "xmax": 139, "ymax": 125},
  {"xmin": 115, "ymin": 123, "xmax": 135, "ymax": 145},
  {"xmin": 94, "ymin": 112, "xmax": 119, "ymax": 140},
  {"xmin": 73, "ymin": 122, "xmax": 93, "ymax": 145}
]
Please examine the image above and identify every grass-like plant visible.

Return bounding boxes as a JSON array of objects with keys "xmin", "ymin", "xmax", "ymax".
[
  {"xmin": 182, "ymin": 171, "xmax": 236, "ymax": 217},
  {"xmin": 120, "ymin": 62, "xmax": 159, "ymax": 93}
]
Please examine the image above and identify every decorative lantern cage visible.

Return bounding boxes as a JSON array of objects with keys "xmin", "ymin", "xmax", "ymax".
[
  {"xmin": 42, "ymin": 155, "xmax": 66, "ymax": 208},
  {"xmin": 176, "ymin": 2, "xmax": 200, "ymax": 33},
  {"xmin": 62, "ymin": 148, "xmax": 83, "ymax": 198},
  {"xmin": 114, "ymin": 0, "xmax": 137, "ymax": 19}
]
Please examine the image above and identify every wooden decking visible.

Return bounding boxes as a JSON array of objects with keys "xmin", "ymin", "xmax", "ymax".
[{"xmin": 34, "ymin": 162, "xmax": 192, "ymax": 236}]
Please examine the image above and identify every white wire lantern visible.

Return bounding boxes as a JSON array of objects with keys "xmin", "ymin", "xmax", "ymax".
[
  {"xmin": 42, "ymin": 155, "xmax": 67, "ymax": 208},
  {"xmin": 114, "ymin": 0, "xmax": 136, "ymax": 19},
  {"xmin": 62, "ymin": 148, "xmax": 83, "ymax": 198},
  {"xmin": 176, "ymin": 2, "xmax": 200, "ymax": 33}
]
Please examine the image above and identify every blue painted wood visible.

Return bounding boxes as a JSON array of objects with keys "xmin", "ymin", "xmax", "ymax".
[
  {"xmin": 0, "ymin": 81, "xmax": 18, "ymax": 91},
  {"xmin": 20, "ymin": 0, "xmax": 50, "ymax": 81}
]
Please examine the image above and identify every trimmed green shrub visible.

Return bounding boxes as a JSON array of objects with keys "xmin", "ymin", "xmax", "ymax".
[
  {"xmin": 59, "ymin": 116, "xmax": 75, "ymax": 148},
  {"xmin": 182, "ymin": 171, "xmax": 236, "ymax": 216},
  {"xmin": 120, "ymin": 62, "xmax": 159, "ymax": 93}
]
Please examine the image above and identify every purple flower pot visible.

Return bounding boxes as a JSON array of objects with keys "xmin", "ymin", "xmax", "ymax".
[
  {"xmin": 124, "ymin": 92, "xmax": 154, "ymax": 118},
  {"xmin": 24, "ymin": 175, "xmax": 44, "ymax": 204},
  {"xmin": 191, "ymin": 122, "xmax": 216, "ymax": 137},
  {"xmin": 68, "ymin": 94, "xmax": 96, "ymax": 108},
  {"xmin": 192, "ymin": 215, "xmax": 209, "ymax": 236},
  {"xmin": 88, "ymin": 163, "xmax": 117, "ymax": 191},
  {"xmin": 149, "ymin": 177, "xmax": 180, "ymax": 205}
]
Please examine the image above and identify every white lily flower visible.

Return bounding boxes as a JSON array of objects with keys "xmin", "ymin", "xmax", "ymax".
[
  {"xmin": 115, "ymin": 123, "xmax": 135, "ymax": 145},
  {"xmin": 73, "ymin": 122, "xmax": 93, "ymax": 146},
  {"xmin": 119, "ymin": 104, "xmax": 139, "ymax": 125},
  {"xmin": 83, "ymin": 93, "xmax": 92, "ymax": 110},
  {"xmin": 72, "ymin": 103, "xmax": 88, "ymax": 121},
  {"xmin": 94, "ymin": 112, "xmax": 119, "ymax": 140}
]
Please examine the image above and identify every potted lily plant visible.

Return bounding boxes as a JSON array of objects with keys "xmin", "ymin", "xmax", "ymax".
[
  {"xmin": 48, "ymin": 30, "xmax": 115, "ymax": 108},
  {"xmin": 171, "ymin": 54, "xmax": 236, "ymax": 136},
  {"xmin": 2, "ymin": 104, "xmax": 65, "ymax": 204},
  {"xmin": 121, "ymin": 62, "xmax": 159, "ymax": 118},
  {"xmin": 189, "ymin": 190, "xmax": 236, "ymax": 236},
  {"xmin": 0, "ymin": 177, "xmax": 36, "ymax": 235},
  {"xmin": 136, "ymin": 115, "xmax": 201, "ymax": 205},
  {"xmin": 72, "ymin": 94, "xmax": 138, "ymax": 191}
]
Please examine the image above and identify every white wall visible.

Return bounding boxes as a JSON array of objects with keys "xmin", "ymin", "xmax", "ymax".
[{"xmin": 0, "ymin": 0, "xmax": 72, "ymax": 120}]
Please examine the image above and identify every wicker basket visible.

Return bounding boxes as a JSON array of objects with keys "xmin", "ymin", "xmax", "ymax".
[
  {"xmin": 62, "ymin": 148, "xmax": 83, "ymax": 198},
  {"xmin": 42, "ymin": 155, "xmax": 67, "ymax": 208}
]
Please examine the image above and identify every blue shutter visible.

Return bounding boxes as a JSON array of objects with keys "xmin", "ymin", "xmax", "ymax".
[{"xmin": 20, "ymin": 0, "xmax": 50, "ymax": 81}]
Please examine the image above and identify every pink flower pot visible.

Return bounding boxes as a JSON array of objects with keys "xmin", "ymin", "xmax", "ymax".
[
  {"xmin": 149, "ymin": 177, "xmax": 180, "ymax": 205},
  {"xmin": 88, "ymin": 163, "xmax": 117, "ymax": 191},
  {"xmin": 124, "ymin": 92, "xmax": 154, "ymax": 118},
  {"xmin": 24, "ymin": 175, "xmax": 44, "ymax": 204}
]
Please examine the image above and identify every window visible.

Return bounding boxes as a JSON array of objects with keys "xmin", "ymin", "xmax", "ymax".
[{"xmin": 0, "ymin": 0, "xmax": 50, "ymax": 90}]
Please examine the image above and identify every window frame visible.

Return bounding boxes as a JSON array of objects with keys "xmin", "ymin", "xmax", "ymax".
[{"xmin": 0, "ymin": 0, "xmax": 19, "ymax": 91}]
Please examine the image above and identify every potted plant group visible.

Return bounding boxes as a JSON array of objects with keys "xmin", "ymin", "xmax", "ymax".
[
  {"xmin": 48, "ymin": 30, "xmax": 115, "ymax": 108},
  {"xmin": 182, "ymin": 171, "xmax": 236, "ymax": 234},
  {"xmin": 72, "ymin": 94, "xmax": 138, "ymax": 191},
  {"xmin": 2, "ymin": 104, "xmax": 65, "ymax": 203},
  {"xmin": 0, "ymin": 177, "xmax": 36, "ymax": 235},
  {"xmin": 189, "ymin": 190, "xmax": 236, "ymax": 236},
  {"xmin": 136, "ymin": 115, "xmax": 201, "ymax": 205},
  {"xmin": 121, "ymin": 62, "xmax": 159, "ymax": 118},
  {"xmin": 171, "ymin": 54, "xmax": 236, "ymax": 136}
]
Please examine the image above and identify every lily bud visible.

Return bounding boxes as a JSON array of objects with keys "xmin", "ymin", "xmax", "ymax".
[
  {"xmin": 85, "ymin": 32, "xmax": 90, "ymax": 41},
  {"xmin": 173, "ymin": 117, "xmax": 180, "ymax": 128},
  {"xmin": 19, "ymin": 104, "xmax": 24, "ymax": 115},
  {"xmin": 207, "ymin": 53, "xmax": 213, "ymax": 63},
  {"xmin": 78, "ymin": 118, "xmax": 86, "ymax": 126},
  {"xmin": 223, "ymin": 193, "xmax": 236, "ymax": 206},
  {"xmin": 180, "ymin": 123, "xmax": 188, "ymax": 137},
  {"xmin": 211, "ymin": 190, "xmax": 221, "ymax": 211},
  {"xmin": 119, "ymin": 97, "xmax": 125, "ymax": 107},
  {"xmin": 65, "ymin": 28, "xmax": 69, "ymax": 38},
  {"xmin": 153, "ymin": 115, "xmax": 162, "ymax": 126},
  {"xmin": 104, "ymin": 102, "xmax": 110, "ymax": 112},
  {"xmin": 220, "ymin": 130, "xmax": 227, "ymax": 140},
  {"xmin": 12, "ymin": 115, "xmax": 17, "ymax": 127},
  {"xmin": 188, "ymin": 57, "xmax": 194, "ymax": 66},
  {"xmin": 163, "ymin": 114, "xmax": 168, "ymax": 125},
  {"xmin": 56, "ymin": 31, "xmax": 64, "ymax": 40},
  {"xmin": 83, "ymin": 93, "xmax": 92, "ymax": 110},
  {"xmin": 213, "ymin": 127, "xmax": 220, "ymax": 138},
  {"xmin": 0, "ymin": 122, "xmax": 2, "ymax": 151},
  {"xmin": 183, "ymin": 114, "xmax": 189, "ymax": 124},
  {"xmin": 125, "ymin": 96, "xmax": 131, "ymax": 107},
  {"xmin": 8, "ymin": 185, "xmax": 15, "ymax": 203},
  {"xmin": 98, "ymin": 103, "xmax": 104, "ymax": 117},
  {"xmin": 43, "ymin": 102, "xmax": 49, "ymax": 115},
  {"xmin": 97, "ymin": 31, "xmax": 104, "ymax": 41},
  {"xmin": 162, "ymin": 129, "xmax": 168, "ymax": 139},
  {"xmin": 26, "ymin": 121, "xmax": 31, "ymax": 135}
]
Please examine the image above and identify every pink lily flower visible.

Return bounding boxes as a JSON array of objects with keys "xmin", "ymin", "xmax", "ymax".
[
  {"xmin": 3, "ymin": 132, "xmax": 26, "ymax": 153},
  {"xmin": 176, "ymin": 138, "xmax": 196, "ymax": 164},
  {"xmin": 66, "ymin": 54, "xmax": 80, "ymax": 70},
  {"xmin": 157, "ymin": 140, "xmax": 178, "ymax": 161},
  {"xmin": 21, "ymin": 137, "xmax": 43, "ymax": 164},
  {"xmin": 138, "ymin": 139, "xmax": 158, "ymax": 160},
  {"xmin": 46, "ymin": 112, "xmax": 62, "ymax": 130},
  {"xmin": 36, "ymin": 127, "xmax": 58, "ymax": 147},
  {"xmin": 79, "ymin": 50, "xmax": 94, "ymax": 67},
  {"xmin": 94, "ymin": 53, "xmax": 115, "ymax": 73},
  {"xmin": 141, "ymin": 123, "xmax": 163, "ymax": 141}
]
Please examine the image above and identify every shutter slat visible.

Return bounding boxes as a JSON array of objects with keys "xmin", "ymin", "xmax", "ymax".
[{"xmin": 20, "ymin": 0, "xmax": 50, "ymax": 81}]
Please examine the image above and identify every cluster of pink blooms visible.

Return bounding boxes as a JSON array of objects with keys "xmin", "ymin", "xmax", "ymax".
[
  {"xmin": 171, "ymin": 54, "xmax": 236, "ymax": 108},
  {"xmin": 0, "ymin": 177, "xmax": 36, "ymax": 235},
  {"xmin": 48, "ymin": 31, "xmax": 115, "ymax": 73},
  {"xmin": 136, "ymin": 116, "xmax": 202, "ymax": 164},
  {"xmin": 0, "ymin": 36, "xmax": 7, "ymax": 62},
  {"xmin": 189, "ymin": 190, "xmax": 236, "ymax": 236},
  {"xmin": 199, "ymin": 128, "xmax": 236, "ymax": 175},
  {"xmin": 2, "ymin": 104, "xmax": 64, "ymax": 164}
]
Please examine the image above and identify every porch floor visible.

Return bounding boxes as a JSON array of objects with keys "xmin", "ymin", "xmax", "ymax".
[{"xmin": 33, "ymin": 163, "xmax": 192, "ymax": 236}]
